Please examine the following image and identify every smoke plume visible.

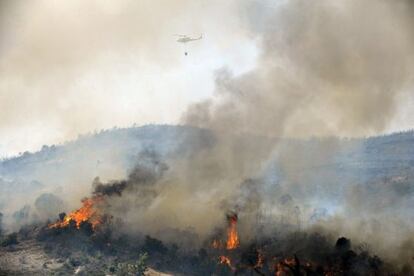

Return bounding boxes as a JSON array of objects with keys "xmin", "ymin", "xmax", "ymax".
[{"xmin": 184, "ymin": 0, "xmax": 414, "ymax": 137}]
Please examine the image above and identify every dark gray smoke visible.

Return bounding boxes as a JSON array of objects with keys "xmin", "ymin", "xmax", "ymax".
[
  {"xmin": 93, "ymin": 178, "xmax": 127, "ymax": 197},
  {"xmin": 92, "ymin": 150, "xmax": 168, "ymax": 199}
]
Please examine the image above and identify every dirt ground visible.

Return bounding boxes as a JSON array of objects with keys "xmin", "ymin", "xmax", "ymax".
[{"xmin": 0, "ymin": 238, "xmax": 172, "ymax": 276}]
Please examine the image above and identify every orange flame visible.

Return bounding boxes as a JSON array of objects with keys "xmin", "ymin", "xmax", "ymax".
[
  {"xmin": 274, "ymin": 257, "xmax": 309, "ymax": 276},
  {"xmin": 48, "ymin": 196, "xmax": 102, "ymax": 229},
  {"xmin": 226, "ymin": 214, "xmax": 239, "ymax": 250},
  {"xmin": 219, "ymin": 255, "xmax": 235, "ymax": 271},
  {"xmin": 219, "ymin": 255, "xmax": 232, "ymax": 266},
  {"xmin": 254, "ymin": 251, "xmax": 265, "ymax": 268},
  {"xmin": 212, "ymin": 239, "xmax": 223, "ymax": 249}
]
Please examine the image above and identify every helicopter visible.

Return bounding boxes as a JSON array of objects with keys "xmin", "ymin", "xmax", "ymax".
[
  {"xmin": 174, "ymin": 34, "xmax": 203, "ymax": 55},
  {"xmin": 175, "ymin": 34, "xmax": 203, "ymax": 43}
]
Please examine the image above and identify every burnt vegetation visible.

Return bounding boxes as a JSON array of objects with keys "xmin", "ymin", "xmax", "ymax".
[{"xmin": 13, "ymin": 219, "xmax": 400, "ymax": 276}]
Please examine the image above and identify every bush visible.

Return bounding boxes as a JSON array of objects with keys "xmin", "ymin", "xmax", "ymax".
[
  {"xmin": 136, "ymin": 253, "xmax": 148, "ymax": 275},
  {"xmin": 115, "ymin": 252, "xmax": 148, "ymax": 276},
  {"xmin": 1, "ymin": 233, "xmax": 18, "ymax": 247},
  {"xmin": 143, "ymin": 235, "xmax": 167, "ymax": 254}
]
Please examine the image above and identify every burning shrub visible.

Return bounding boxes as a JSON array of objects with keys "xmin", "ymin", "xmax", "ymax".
[
  {"xmin": 48, "ymin": 196, "xmax": 103, "ymax": 230},
  {"xmin": 226, "ymin": 213, "xmax": 239, "ymax": 250}
]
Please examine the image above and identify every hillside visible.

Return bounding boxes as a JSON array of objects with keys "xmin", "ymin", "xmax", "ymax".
[{"xmin": 1, "ymin": 125, "xmax": 414, "ymax": 229}]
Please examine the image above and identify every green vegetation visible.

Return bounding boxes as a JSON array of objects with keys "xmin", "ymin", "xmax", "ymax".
[{"xmin": 114, "ymin": 252, "xmax": 148, "ymax": 276}]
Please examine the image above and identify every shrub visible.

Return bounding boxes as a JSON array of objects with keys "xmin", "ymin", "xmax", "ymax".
[
  {"xmin": 1, "ymin": 233, "xmax": 18, "ymax": 247},
  {"xmin": 115, "ymin": 252, "xmax": 148, "ymax": 276}
]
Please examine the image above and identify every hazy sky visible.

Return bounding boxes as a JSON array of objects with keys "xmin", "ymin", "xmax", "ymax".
[{"xmin": 0, "ymin": 0, "xmax": 413, "ymax": 157}]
